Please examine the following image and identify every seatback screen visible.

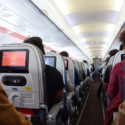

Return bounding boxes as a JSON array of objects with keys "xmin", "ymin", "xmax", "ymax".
[
  {"xmin": 121, "ymin": 54, "xmax": 125, "ymax": 61},
  {"xmin": 2, "ymin": 51, "xmax": 26, "ymax": 66},
  {"xmin": 64, "ymin": 60, "xmax": 68, "ymax": 70},
  {"xmin": 0, "ymin": 49, "xmax": 29, "ymax": 73},
  {"xmin": 45, "ymin": 57, "xmax": 56, "ymax": 68}
]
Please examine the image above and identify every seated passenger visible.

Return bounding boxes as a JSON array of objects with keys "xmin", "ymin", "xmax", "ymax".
[
  {"xmin": 112, "ymin": 100, "xmax": 125, "ymax": 125},
  {"xmin": 60, "ymin": 51, "xmax": 74, "ymax": 92},
  {"xmin": 83, "ymin": 60, "xmax": 90, "ymax": 76},
  {"xmin": 104, "ymin": 30, "xmax": 125, "ymax": 125},
  {"xmin": 103, "ymin": 49, "xmax": 119, "ymax": 92},
  {"xmin": 24, "ymin": 37, "xmax": 64, "ymax": 110},
  {"xmin": 0, "ymin": 83, "xmax": 32, "ymax": 125},
  {"xmin": 97, "ymin": 57, "xmax": 111, "ymax": 97}
]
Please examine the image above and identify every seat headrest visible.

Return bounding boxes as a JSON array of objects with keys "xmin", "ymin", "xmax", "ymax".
[
  {"xmin": 83, "ymin": 63, "xmax": 88, "ymax": 76},
  {"xmin": 73, "ymin": 60, "xmax": 80, "ymax": 75},
  {"xmin": 45, "ymin": 52, "xmax": 66, "ymax": 86},
  {"xmin": 63, "ymin": 57, "xmax": 75, "ymax": 85},
  {"xmin": 0, "ymin": 43, "xmax": 46, "ymax": 109},
  {"xmin": 107, "ymin": 56, "xmax": 114, "ymax": 66},
  {"xmin": 113, "ymin": 50, "xmax": 125, "ymax": 67}
]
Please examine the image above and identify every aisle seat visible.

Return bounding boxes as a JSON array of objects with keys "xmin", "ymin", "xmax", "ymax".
[
  {"xmin": 73, "ymin": 60, "xmax": 83, "ymax": 104},
  {"xmin": 0, "ymin": 44, "xmax": 63, "ymax": 125},
  {"xmin": 45, "ymin": 52, "xmax": 74, "ymax": 124}
]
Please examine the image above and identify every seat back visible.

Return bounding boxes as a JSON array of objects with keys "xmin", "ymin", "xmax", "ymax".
[
  {"xmin": 73, "ymin": 60, "xmax": 80, "ymax": 76},
  {"xmin": 0, "ymin": 43, "xmax": 47, "ymax": 124},
  {"xmin": 113, "ymin": 50, "xmax": 124, "ymax": 67},
  {"xmin": 84, "ymin": 63, "xmax": 88, "ymax": 77},
  {"xmin": 78, "ymin": 62, "xmax": 84, "ymax": 81},
  {"xmin": 107, "ymin": 56, "xmax": 115, "ymax": 67},
  {"xmin": 45, "ymin": 52, "xmax": 67, "ymax": 90},
  {"xmin": 63, "ymin": 57, "xmax": 75, "ymax": 85}
]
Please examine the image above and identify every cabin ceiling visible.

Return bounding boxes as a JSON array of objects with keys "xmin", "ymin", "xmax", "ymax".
[
  {"xmin": 47, "ymin": 0, "xmax": 125, "ymax": 58},
  {"xmin": 0, "ymin": 0, "xmax": 91, "ymax": 62}
]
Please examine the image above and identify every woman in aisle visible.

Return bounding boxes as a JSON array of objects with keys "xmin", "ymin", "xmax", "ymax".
[{"xmin": 104, "ymin": 30, "xmax": 125, "ymax": 125}]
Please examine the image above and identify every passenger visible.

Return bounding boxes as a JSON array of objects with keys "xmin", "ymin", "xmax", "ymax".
[
  {"xmin": 0, "ymin": 83, "xmax": 32, "ymax": 125},
  {"xmin": 24, "ymin": 37, "xmax": 64, "ymax": 110},
  {"xmin": 97, "ymin": 56, "xmax": 112, "ymax": 97},
  {"xmin": 103, "ymin": 49, "xmax": 119, "ymax": 92},
  {"xmin": 60, "ymin": 51, "xmax": 74, "ymax": 92},
  {"xmin": 60, "ymin": 51, "xmax": 80, "ymax": 86},
  {"xmin": 104, "ymin": 30, "xmax": 125, "ymax": 125},
  {"xmin": 112, "ymin": 100, "xmax": 125, "ymax": 125},
  {"xmin": 83, "ymin": 60, "xmax": 90, "ymax": 76}
]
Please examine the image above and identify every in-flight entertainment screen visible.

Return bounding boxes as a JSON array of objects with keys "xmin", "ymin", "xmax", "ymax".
[
  {"xmin": 64, "ymin": 60, "xmax": 68, "ymax": 70},
  {"xmin": 2, "ymin": 51, "xmax": 26, "ymax": 66},
  {"xmin": 45, "ymin": 57, "xmax": 56, "ymax": 68},
  {"xmin": 0, "ymin": 49, "xmax": 29, "ymax": 73}
]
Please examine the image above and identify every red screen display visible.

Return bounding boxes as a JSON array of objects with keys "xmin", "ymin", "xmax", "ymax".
[
  {"xmin": 2, "ymin": 51, "xmax": 26, "ymax": 66},
  {"xmin": 65, "ymin": 60, "xmax": 67, "ymax": 68}
]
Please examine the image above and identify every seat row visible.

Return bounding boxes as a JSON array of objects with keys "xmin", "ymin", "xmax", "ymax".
[{"xmin": 0, "ymin": 43, "xmax": 94, "ymax": 125}]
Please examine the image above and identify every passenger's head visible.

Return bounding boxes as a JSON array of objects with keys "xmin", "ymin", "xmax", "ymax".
[
  {"xmin": 108, "ymin": 49, "xmax": 119, "ymax": 57},
  {"xmin": 120, "ymin": 43, "xmax": 123, "ymax": 50},
  {"xmin": 119, "ymin": 30, "xmax": 125, "ymax": 50},
  {"xmin": 24, "ymin": 37, "xmax": 45, "ymax": 55},
  {"xmin": 51, "ymin": 50, "xmax": 56, "ymax": 53},
  {"xmin": 83, "ymin": 60, "xmax": 88, "ymax": 64},
  {"xmin": 60, "ymin": 51, "xmax": 69, "ymax": 57}
]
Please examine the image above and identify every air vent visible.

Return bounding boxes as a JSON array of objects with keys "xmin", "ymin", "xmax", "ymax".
[{"xmin": 0, "ymin": 4, "xmax": 13, "ymax": 17}]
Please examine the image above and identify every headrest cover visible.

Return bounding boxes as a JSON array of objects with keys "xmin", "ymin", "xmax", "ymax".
[
  {"xmin": 45, "ymin": 52, "xmax": 66, "ymax": 86},
  {"xmin": 107, "ymin": 56, "xmax": 114, "ymax": 66},
  {"xmin": 63, "ymin": 57, "xmax": 75, "ymax": 85},
  {"xmin": 0, "ymin": 43, "xmax": 46, "ymax": 109},
  {"xmin": 113, "ymin": 50, "xmax": 125, "ymax": 67}
]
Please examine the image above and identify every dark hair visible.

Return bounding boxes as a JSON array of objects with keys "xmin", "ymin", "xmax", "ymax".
[
  {"xmin": 108, "ymin": 49, "xmax": 119, "ymax": 57},
  {"xmin": 60, "ymin": 51, "xmax": 69, "ymax": 57},
  {"xmin": 50, "ymin": 50, "xmax": 56, "ymax": 53},
  {"xmin": 119, "ymin": 30, "xmax": 125, "ymax": 44},
  {"xmin": 24, "ymin": 37, "xmax": 44, "ymax": 54},
  {"xmin": 83, "ymin": 60, "xmax": 88, "ymax": 64},
  {"xmin": 120, "ymin": 43, "xmax": 123, "ymax": 50}
]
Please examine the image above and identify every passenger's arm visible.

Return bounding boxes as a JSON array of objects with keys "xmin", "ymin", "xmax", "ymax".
[
  {"xmin": 54, "ymin": 70, "xmax": 64, "ymax": 102},
  {"xmin": 54, "ymin": 89, "xmax": 64, "ymax": 102},
  {"xmin": 112, "ymin": 100, "xmax": 125, "ymax": 125},
  {"xmin": 107, "ymin": 65, "xmax": 118, "ymax": 101},
  {"xmin": 0, "ymin": 83, "xmax": 32, "ymax": 125},
  {"xmin": 103, "ymin": 82, "xmax": 108, "ymax": 92}
]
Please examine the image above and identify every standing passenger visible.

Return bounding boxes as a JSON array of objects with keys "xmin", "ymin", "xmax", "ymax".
[{"xmin": 104, "ymin": 30, "xmax": 125, "ymax": 125}]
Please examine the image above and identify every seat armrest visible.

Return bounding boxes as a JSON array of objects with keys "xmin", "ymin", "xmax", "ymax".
[
  {"xmin": 67, "ymin": 91, "xmax": 73, "ymax": 100},
  {"xmin": 76, "ymin": 85, "xmax": 80, "ymax": 91},
  {"xmin": 47, "ymin": 102, "xmax": 63, "ymax": 121},
  {"xmin": 113, "ymin": 112, "xmax": 118, "ymax": 121},
  {"xmin": 66, "ymin": 92, "xmax": 74, "ymax": 117},
  {"xmin": 75, "ymin": 85, "xmax": 80, "ymax": 104}
]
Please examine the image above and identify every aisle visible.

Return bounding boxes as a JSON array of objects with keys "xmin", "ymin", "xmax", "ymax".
[{"xmin": 78, "ymin": 76, "xmax": 104, "ymax": 125}]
